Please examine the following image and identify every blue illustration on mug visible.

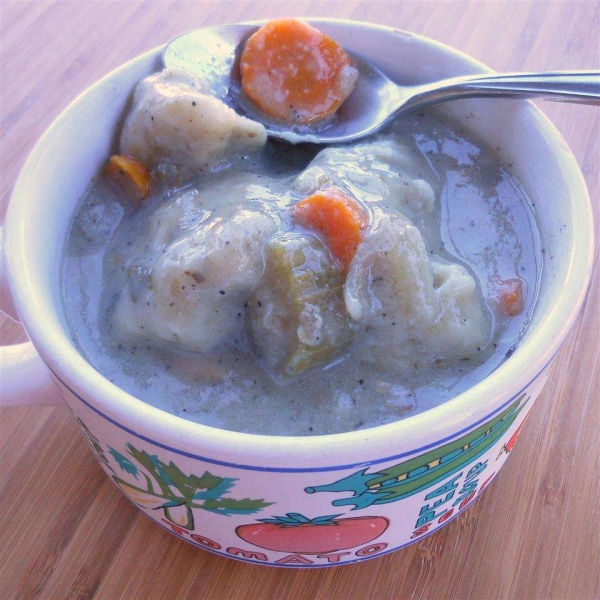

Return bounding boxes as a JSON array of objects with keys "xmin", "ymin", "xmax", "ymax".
[{"xmin": 305, "ymin": 394, "xmax": 529, "ymax": 509}]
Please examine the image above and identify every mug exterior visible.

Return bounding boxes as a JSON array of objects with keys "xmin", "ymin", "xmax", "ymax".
[
  {"xmin": 49, "ymin": 364, "xmax": 549, "ymax": 567},
  {"xmin": 5, "ymin": 20, "xmax": 594, "ymax": 567}
]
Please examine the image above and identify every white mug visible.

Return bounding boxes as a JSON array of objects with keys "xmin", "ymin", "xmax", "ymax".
[{"xmin": 1, "ymin": 21, "xmax": 594, "ymax": 567}]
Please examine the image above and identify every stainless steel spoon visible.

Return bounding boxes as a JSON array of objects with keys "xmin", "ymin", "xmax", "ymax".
[{"xmin": 163, "ymin": 24, "xmax": 600, "ymax": 144}]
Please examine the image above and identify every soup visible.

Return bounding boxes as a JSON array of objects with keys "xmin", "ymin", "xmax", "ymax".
[{"xmin": 62, "ymin": 59, "xmax": 541, "ymax": 436}]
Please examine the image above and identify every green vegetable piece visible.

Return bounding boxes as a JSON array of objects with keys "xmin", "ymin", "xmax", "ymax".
[{"xmin": 248, "ymin": 234, "xmax": 352, "ymax": 376}]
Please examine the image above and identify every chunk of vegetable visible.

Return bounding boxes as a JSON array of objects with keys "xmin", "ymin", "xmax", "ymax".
[
  {"xmin": 105, "ymin": 155, "xmax": 151, "ymax": 202},
  {"xmin": 247, "ymin": 234, "xmax": 353, "ymax": 376},
  {"xmin": 495, "ymin": 278, "xmax": 525, "ymax": 316},
  {"xmin": 293, "ymin": 189, "xmax": 368, "ymax": 270},
  {"xmin": 240, "ymin": 18, "xmax": 358, "ymax": 124}
]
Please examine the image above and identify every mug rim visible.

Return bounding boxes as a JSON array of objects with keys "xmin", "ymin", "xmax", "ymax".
[{"xmin": 5, "ymin": 19, "xmax": 595, "ymax": 462}]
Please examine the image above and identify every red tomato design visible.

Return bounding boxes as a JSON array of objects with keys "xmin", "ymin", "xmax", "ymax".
[{"xmin": 236, "ymin": 513, "xmax": 389, "ymax": 554}]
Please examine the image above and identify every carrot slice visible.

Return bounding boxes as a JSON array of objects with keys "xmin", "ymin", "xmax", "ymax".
[
  {"xmin": 293, "ymin": 189, "xmax": 368, "ymax": 270},
  {"xmin": 495, "ymin": 278, "xmax": 525, "ymax": 316},
  {"xmin": 240, "ymin": 19, "xmax": 358, "ymax": 125},
  {"xmin": 105, "ymin": 155, "xmax": 151, "ymax": 202}
]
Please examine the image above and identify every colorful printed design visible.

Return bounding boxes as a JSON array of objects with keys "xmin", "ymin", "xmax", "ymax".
[
  {"xmin": 75, "ymin": 415, "xmax": 117, "ymax": 475},
  {"xmin": 497, "ymin": 418, "xmax": 527, "ymax": 459},
  {"xmin": 236, "ymin": 513, "xmax": 389, "ymax": 555},
  {"xmin": 305, "ymin": 394, "xmax": 529, "ymax": 510},
  {"xmin": 110, "ymin": 443, "xmax": 273, "ymax": 530}
]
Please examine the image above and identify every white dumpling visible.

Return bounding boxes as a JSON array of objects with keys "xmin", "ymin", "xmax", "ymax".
[
  {"xmin": 429, "ymin": 261, "xmax": 491, "ymax": 357},
  {"xmin": 120, "ymin": 68, "xmax": 266, "ymax": 180},
  {"xmin": 144, "ymin": 171, "xmax": 271, "ymax": 249},
  {"xmin": 113, "ymin": 208, "xmax": 276, "ymax": 352},
  {"xmin": 344, "ymin": 214, "xmax": 490, "ymax": 364},
  {"xmin": 292, "ymin": 139, "xmax": 435, "ymax": 220}
]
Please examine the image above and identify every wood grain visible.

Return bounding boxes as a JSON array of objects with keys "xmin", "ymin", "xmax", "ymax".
[{"xmin": 0, "ymin": 2, "xmax": 598, "ymax": 599}]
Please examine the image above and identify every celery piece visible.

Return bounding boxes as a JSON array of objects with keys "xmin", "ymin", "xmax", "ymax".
[{"xmin": 248, "ymin": 234, "xmax": 352, "ymax": 376}]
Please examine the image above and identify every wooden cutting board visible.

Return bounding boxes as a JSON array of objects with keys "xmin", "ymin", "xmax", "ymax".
[{"xmin": 1, "ymin": 2, "xmax": 598, "ymax": 599}]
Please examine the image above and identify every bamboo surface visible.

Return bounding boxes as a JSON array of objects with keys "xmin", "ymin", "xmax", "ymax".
[{"xmin": 1, "ymin": 2, "xmax": 599, "ymax": 599}]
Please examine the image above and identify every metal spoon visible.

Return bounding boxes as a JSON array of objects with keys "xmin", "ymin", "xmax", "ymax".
[{"xmin": 163, "ymin": 24, "xmax": 600, "ymax": 144}]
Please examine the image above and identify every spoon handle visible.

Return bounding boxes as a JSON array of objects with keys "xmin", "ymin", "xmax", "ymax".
[{"xmin": 405, "ymin": 71, "xmax": 600, "ymax": 111}]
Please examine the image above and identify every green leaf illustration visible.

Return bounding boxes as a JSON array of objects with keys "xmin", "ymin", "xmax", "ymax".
[
  {"xmin": 201, "ymin": 497, "xmax": 274, "ymax": 516},
  {"xmin": 111, "ymin": 443, "xmax": 274, "ymax": 528},
  {"xmin": 196, "ymin": 471, "xmax": 227, "ymax": 491},
  {"xmin": 125, "ymin": 444, "xmax": 173, "ymax": 498},
  {"xmin": 159, "ymin": 461, "xmax": 198, "ymax": 501},
  {"xmin": 258, "ymin": 513, "xmax": 342, "ymax": 525},
  {"xmin": 109, "ymin": 447, "xmax": 139, "ymax": 478},
  {"xmin": 193, "ymin": 477, "xmax": 236, "ymax": 501}
]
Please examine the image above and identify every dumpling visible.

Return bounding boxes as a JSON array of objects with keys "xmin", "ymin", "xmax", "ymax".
[
  {"xmin": 344, "ymin": 214, "xmax": 490, "ymax": 364},
  {"xmin": 292, "ymin": 139, "xmax": 436, "ymax": 221},
  {"xmin": 428, "ymin": 261, "xmax": 491, "ymax": 357},
  {"xmin": 113, "ymin": 208, "xmax": 276, "ymax": 352},
  {"xmin": 120, "ymin": 68, "xmax": 266, "ymax": 181}
]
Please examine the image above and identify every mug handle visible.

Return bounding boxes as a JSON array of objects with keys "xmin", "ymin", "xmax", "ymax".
[{"xmin": 0, "ymin": 225, "xmax": 63, "ymax": 406}]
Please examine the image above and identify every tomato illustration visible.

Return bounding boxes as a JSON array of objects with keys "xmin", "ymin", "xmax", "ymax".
[{"xmin": 236, "ymin": 513, "xmax": 389, "ymax": 554}]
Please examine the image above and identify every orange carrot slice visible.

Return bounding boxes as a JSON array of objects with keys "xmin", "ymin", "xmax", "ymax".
[
  {"xmin": 495, "ymin": 278, "xmax": 525, "ymax": 316},
  {"xmin": 293, "ymin": 189, "xmax": 368, "ymax": 270},
  {"xmin": 240, "ymin": 19, "xmax": 358, "ymax": 125},
  {"xmin": 105, "ymin": 155, "xmax": 151, "ymax": 202}
]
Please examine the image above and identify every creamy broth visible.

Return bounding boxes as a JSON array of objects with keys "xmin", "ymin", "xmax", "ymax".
[{"xmin": 63, "ymin": 101, "xmax": 540, "ymax": 436}]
